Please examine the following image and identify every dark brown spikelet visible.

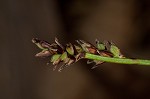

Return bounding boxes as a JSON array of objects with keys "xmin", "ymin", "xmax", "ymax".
[{"xmin": 32, "ymin": 38, "xmax": 124, "ymax": 72}]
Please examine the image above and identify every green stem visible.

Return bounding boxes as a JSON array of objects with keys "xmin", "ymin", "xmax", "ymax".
[{"xmin": 85, "ymin": 53, "xmax": 150, "ymax": 66}]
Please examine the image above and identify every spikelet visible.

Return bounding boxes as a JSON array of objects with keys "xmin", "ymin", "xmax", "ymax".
[{"xmin": 32, "ymin": 38, "xmax": 124, "ymax": 71}]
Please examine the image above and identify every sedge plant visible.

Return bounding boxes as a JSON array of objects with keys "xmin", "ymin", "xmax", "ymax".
[{"xmin": 32, "ymin": 38, "xmax": 150, "ymax": 72}]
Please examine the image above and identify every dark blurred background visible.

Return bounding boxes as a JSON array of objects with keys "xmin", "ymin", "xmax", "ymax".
[{"xmin": 0, "ymin": 0, "xmax": 150, "ymax": 99}]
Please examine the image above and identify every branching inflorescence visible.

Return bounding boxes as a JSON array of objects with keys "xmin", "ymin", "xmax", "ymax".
[{"xmin": 32, "ymin": 38, "xmax": 150, "ymax": 72}]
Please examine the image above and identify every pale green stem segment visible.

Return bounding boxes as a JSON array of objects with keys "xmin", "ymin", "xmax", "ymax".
[{"xmin": 85, "ymin": 53, "xmax": 150, "ymax": 65}]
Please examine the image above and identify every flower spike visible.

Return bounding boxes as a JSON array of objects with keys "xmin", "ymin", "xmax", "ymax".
[{"xmin": 32, "ymin": 38, "xmax": 125, "ymax": 71}]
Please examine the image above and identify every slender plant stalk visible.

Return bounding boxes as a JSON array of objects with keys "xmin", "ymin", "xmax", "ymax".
[{"xmin": 85, "ymin": 53, "xmax": 150, "ymax": 66}]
